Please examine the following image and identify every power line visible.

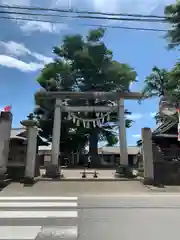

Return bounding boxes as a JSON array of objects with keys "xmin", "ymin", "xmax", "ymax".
[
  {"xmin": 72, "ymin": 15, "xmax": 165, "ymax": 22},
  {"xmin": 0, "ymin": 10, "xmax": 166, "ymax": 23},
  {"xmin": 0, "ymin": 4, "xmax": 166, "ymax": 19},
  {"xmin": 83, "ymin": 23, "xmax": 166, "ymax": 32},
  {"xmin": 0, "ymin": 15, "xmax": 167, "ymax": 32}
]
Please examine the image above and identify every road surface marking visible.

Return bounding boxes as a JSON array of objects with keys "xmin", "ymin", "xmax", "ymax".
[
  {"xmin": 0, "ymin": 226, "xmax": 78, "ymax": 240},
  {"xmin": 0, "ymin": 196, "xmax": 78, "ymax": 201},
  {"xmin": 0, "ymin": 197, "xmax": 79, "ymax": 239},
  {"xmin": 0, "ymin": 201, "xmax": 77, "ymax": 208},
  {"xmin": 36, "ymin": 226, "xmax": 78, "ymax": 239},
  {"xmin": 0, "ymin": 210, "xmax": 78, "ymax": 218},
  {"xmin": 0, "ymin": 226, "xmax": 41, "ymax": 239}
]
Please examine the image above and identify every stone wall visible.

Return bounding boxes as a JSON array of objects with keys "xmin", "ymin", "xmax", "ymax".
[
  {"xmin": 152, "ymin": 143, "xmax": 180, "ymax": 185},
  {"xmin": 7, "ymin": 138, "xmax": 40, "ymax": 180},
  {"xmin": 7, "ymin": 139, "xmax": 26, "ymax": 180},
  {"xmin": 8, "ymin": 139, "xmax": 27, "ymax": 166},
  {"xmin": 154, "ymin": 161, "xmax": 180, "ymax": 185}
]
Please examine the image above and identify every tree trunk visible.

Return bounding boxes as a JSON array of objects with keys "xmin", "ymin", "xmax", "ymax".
[{"xmin": 89, "ymin": 127, "xmax": 101, "ymax": 167}]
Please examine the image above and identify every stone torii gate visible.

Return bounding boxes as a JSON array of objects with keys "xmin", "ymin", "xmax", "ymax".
[{"xmin": 42, "ymin": 91, "xmax": 142, "ymax": 177}]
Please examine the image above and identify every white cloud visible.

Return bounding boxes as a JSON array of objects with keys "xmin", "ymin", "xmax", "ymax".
[
  {"xmin": 150, "ymin": 112, "xmax": 156, "ymax": 117},
  {"xmin": 0, "ymin": 0, "xmax": 174, "ymax": 32},
  {"xmin": 0, "ymin": 0, "xmax": 69, "ymax": 33},
  {"xmin": 0, "ymin": 40, "xmax": 52, "ymax": 64},
  {"xmin": 32, "ymin": 52, "xmax": 52, "ymax": 64},
  {"xmin": 0, "ymin": 55, "xmax": 43, "ymax": 72},
  {"xmin": 92, "ymin": 0, "xmax": 175, "ymax": 27},
  {"xmin": 128, "ymin": 113, "xmax": 143, "ymax": 120},
  {"xmin": 55, "ymin": 0, "xmax": 175, "ymax": 13},
  {"xmin": 20, "ymin": 22, "xmax": 54, "ymax": 33},
  {"xmin": 1, "ymin": 0, "xmax": 30, "ymax": 5},
  {"xmin": 0, "ymin": 41, "xmax": 31, "ymax": 56},
  {"xmin": 92, "ymin": 0, "xmax": 174, "ymax": 14},
  {"xmin": 20, "ymin": 21, "xmax": 68, "ymax": 34},
  {"xmin": 0, "ymin": 40, "xmax": 52, "ymax": 71},
  {"xmin": 132, "ymin": 134, "xmax": 141, "ymax": 138},
  {"xmin": 51, "ymin": 0, "xmax": 71, "ymax": 8},
  {"xmin": 93, "ymin": 0, "xmax": 119, "ymax": 13}
]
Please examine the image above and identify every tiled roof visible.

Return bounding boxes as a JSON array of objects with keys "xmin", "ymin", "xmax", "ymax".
[
  {"xmin": 10, "ymin": 128, "xmax": 26, "ymax": 138},
  {"xmin": 10, "ymin": 128, "xmax": 49, "ymax": 146},
  {"xmin": 38, "ymin": 145, "xmax": 139, "ymax": 155},
  {"xmin": 98, "ymin": 146, "xmax": 139, "ymax": 155},
  {"xmin": 153, "ymin": 120, "xmax": 178, "ymax": 135}
]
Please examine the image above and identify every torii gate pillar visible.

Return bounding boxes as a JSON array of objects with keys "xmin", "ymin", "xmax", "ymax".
[{"xmin": 118, "ymin": 98, "xmax": 128, "ymax": 165}]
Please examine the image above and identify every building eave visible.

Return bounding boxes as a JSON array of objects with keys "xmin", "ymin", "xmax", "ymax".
[{"xmin": 153, "ymin": 120, "xmax": 178, "ymax": 135}]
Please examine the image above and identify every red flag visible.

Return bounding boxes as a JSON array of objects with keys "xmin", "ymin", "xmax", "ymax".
[{"xmin": 2, "ymin": 105, "xmax": 11, "ymax": 112}]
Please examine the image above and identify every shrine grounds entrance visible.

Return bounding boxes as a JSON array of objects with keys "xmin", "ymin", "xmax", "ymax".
[{"xmin": 40, "ymin": 91, "xmax": 142, "ymax": 178}]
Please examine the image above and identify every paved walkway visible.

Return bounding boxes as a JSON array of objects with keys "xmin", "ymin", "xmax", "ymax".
[
  {"xmin": 0, "ymin": 181, "xmax": 149, "ymax": 196},
  {"xmin": 2, "ymin": 180, "xmax": 180, "ymax": 197}
]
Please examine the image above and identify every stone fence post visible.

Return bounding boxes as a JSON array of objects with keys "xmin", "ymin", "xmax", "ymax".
[
  {"xmin": 141, "ymin": 128, "xmax": 154, "ymax": 184},
  {"xmin": 0, "ymin": 112, "xmax": 12, "ymax": 181}
]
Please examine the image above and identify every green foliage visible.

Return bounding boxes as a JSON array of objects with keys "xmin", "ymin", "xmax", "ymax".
[
  {"xmin": 168, "ymin": 63, "xmax": 180, "ymax": 100},
  {"xmin": 34, "ymin": 28, "xmax": 137, "ymax": 153},
  {"xmin": 136, "ymin": 139, "xmax": 142, "ymax": 147},
  {"xmin": 165, "ymin": 0, "xmax": 180, "ymax": 48},
  {"xmin": 142, "ymin": 65, "xmax": 180, "ymax": 99},
  {"xmin": 142, "ymin": 66, "xmax": 173, "ymax": 98},
  {"xmin": 142, "ymin": 64, "xmax": 180, "ymax": 125}
]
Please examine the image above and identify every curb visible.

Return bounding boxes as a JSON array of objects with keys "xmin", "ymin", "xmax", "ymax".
[{"xmin": 36, "ymin": 177, "xmax": 141, "ymax": 182}]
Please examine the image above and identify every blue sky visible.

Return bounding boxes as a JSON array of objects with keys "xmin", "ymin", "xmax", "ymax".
[{"xmin": 0, "ymin": 0, "xmax": 178, "ymax": 146}]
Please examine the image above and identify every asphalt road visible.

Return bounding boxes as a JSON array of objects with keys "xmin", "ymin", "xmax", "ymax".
[
  {"xmin": 0, "ymin": 196, "xmax": 79, "ymax": 240},
  {"xmin": 78, "ymin": 194, "xmax": 180, "ymax": 240},
  {"xmin": 1, "ymin": 189, "xmax": 180, "ymax": 239}
]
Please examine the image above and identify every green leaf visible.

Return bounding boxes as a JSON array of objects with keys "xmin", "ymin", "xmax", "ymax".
[{"xmin": 164, "ymin": 0, "xmax": 180, "ymax": 49}]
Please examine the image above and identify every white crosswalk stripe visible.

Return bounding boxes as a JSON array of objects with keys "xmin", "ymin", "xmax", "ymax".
[{"xmin": 0, "ymin": 196, "xmax": 78, "ymax": 240}]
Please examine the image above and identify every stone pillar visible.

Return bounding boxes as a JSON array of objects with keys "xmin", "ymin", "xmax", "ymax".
[
  {"xmin": 46, "ymin": 99, "xmax": 62, "ymax": 178},
  {"xmin": 21, "ymin": 120, "xmax": 38, "ymax": 184},
  {"xmin": 141, "ymin": 128, "xmax": 154, "ymax": 184},
  {"xmin": 118, "ymin": 98, "xmax": 128, "ymax": 165},
  {"xmin": 0, "ymin": 112, "xmax": 12, "ymax": 180}
]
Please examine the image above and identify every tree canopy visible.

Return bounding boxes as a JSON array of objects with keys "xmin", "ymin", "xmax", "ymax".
[
  {"xmin": 142, "ymin": 66, "xmax": 171, "ymax": 98},
  {"xmin": 142, "ymin": 66, "xmax": 179, "ymax": 98},
  {"xmin": 141, "ymin": 64, "xmax": 180, "ymax": 124},
  {"xmin": 165, "ymin": 0, "xmax": 180, "ymax": 48},
  {"xmin": 34, "ymin": 28, "xmax": 137, "ymax": 166}
]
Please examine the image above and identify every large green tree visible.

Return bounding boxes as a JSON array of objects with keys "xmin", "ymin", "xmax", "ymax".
[
  {"xmin": 165, "ymin": 0, "xmax": 180, "ymax": 48},
  {"xmin": 142, "ymin": 66, "xmax": 172, "ymax": 98},
  {"xmin": 142, "ymin": 65, "xmax": 180, "ymax": 123},
  {"xmin": 137, "ymin": 66, "xmax": 179, "ymax": 147},
  {"xmin": 34, "ymin": 28, "xmax": 137, "ymax": 166}
]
